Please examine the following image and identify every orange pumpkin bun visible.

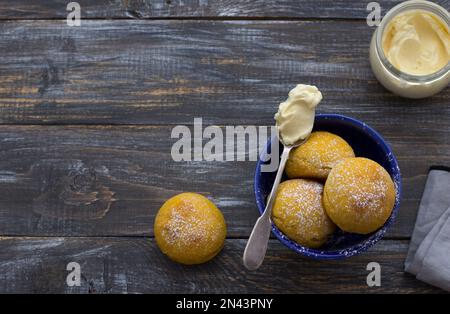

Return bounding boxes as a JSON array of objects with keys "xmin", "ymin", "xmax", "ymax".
[
  {"xmin": 323, "ymin": 157, "xmax": 396, "ymax": 234},
  {"xmin": 272, "ymin": 179, "xmax": 336, "ymax": 248},
  {"xmin": 154, "ymin": 193, "xmax": 226, "ymax": 265},
  {"xmin": 285, "ymin": 131, "xmax": 355, "ymax": 180}
]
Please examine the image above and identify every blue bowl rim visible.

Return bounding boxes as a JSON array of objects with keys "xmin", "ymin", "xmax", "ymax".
[{"xmin": 254, "ymin": 113, "xmax": 403, "ymax": 260}]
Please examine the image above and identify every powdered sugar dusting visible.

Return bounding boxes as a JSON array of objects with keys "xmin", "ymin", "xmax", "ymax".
[
  {"xmin": 161, "ymin": 200, "xmax": 218, "ymax": 249},
  {"xmin": 288, "ymin": 132, "xmax": 354, "ymax": 178},
  {"xmin": 325, "ymin": 158, "xmax": 393, "ymax": 223},
  {"xmin": 277, "ymin": 180, "xmax": 324, "ymax": 228},
  {"xmin": 273, "ymin": 179, "xmax": 334, "ymax": 244}
]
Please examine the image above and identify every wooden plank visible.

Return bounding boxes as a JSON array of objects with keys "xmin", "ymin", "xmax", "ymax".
[
  {"xmin": 0, "ymin": 125, "xmax": 255, "ymax": 237},
  {"xmin": 0, "ymin": 125, "xmax": 271, "ymax": 236},
  {"xmin": 0, "ymin": 237, "xmax": 441, "ymax": 293},
  {"xmin": 0, "ymin": 0, "xmax": 448, "ymax": 20},
  {"xmin": 0, "ymin": 20, "xmax": 448, "ymax": 125},
  {"xmin": 0, "ymin": 125, "xmax": 445, "ymax": 238}
]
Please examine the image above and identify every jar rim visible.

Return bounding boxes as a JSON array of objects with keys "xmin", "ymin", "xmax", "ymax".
[{"xmin": 375, "ymin": 0, "xmax": 450, "ymax": 83}]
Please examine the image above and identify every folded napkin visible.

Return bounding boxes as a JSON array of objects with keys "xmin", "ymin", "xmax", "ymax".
[{"xmin": 405, "ymin": 167, "xmax": 450, "ymax": 291}]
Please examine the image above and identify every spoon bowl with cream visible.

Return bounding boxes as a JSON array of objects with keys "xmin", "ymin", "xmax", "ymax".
[
  {"xmin": 253, "ymin": 114, "xmax": 402, "ymax": 260},
  {"xmin": 243, "ymin": 84, "xmax": 321, "ymax": 270}
]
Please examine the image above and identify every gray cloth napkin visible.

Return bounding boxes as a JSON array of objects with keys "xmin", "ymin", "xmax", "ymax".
[{"xmin": 405, "ymin": 168, "xmax": 450, "ymax": 291}]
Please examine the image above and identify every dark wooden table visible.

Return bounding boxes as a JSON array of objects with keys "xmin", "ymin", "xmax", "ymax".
[{"xmin": 0, "ymin": 0, "xmax": 449, "ymax": 293}]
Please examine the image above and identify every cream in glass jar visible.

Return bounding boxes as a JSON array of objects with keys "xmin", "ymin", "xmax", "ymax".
[{"xmin": 370, "ymin": 0, "xmax": 450, "ymax": 99}]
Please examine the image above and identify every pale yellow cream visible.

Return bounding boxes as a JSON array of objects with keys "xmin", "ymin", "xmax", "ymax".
[
  {"xmin": 274, "ymin": 84, "xmax": 322, "ymax": 145},
  {"xmin": 382, "ymin": 9, "xmax": 450, "ymax": 76}
]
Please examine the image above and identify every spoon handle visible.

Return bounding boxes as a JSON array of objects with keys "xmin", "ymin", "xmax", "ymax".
[{"xmin": 243, "ymin": 146, "xmax": 292, "ymax": 271}]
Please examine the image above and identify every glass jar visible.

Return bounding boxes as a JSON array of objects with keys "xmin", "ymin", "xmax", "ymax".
[{"xmin": 369, "ymin": 0, "xmax": 450, "ymax": 99}]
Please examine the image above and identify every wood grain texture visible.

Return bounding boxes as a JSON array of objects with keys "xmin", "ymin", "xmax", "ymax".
[
  {"xmin": 0, "ymin": 125, "xmax": 446, "ymax": 238},
  {"xmin": 0, "ymin": 237, "xmax": 442, "ymax": 293},
  {"xmin": 1, "ymin": 0, "xmax": 448, "ymax": 19},
  {"xmin": 0, "ymin": 20, "xmax": 449, "ymax": 125},
  {"xmin": 0, "ymin": 125, "xmax": 255, "ymax": 237},
  {"xmin": 0, "ymin": 2, "xmax": 449, "ymax": 294}
]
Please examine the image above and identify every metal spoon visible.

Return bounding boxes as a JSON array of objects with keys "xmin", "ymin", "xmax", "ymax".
[{"xmin": 243, "ymin": 133, "xmax": 308, "ymax": 271}]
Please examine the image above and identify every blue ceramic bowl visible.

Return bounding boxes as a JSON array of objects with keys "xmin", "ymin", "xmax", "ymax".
[{"xmin": 254, "ymin": 114, "xmax": 402, "ymax": 260}]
